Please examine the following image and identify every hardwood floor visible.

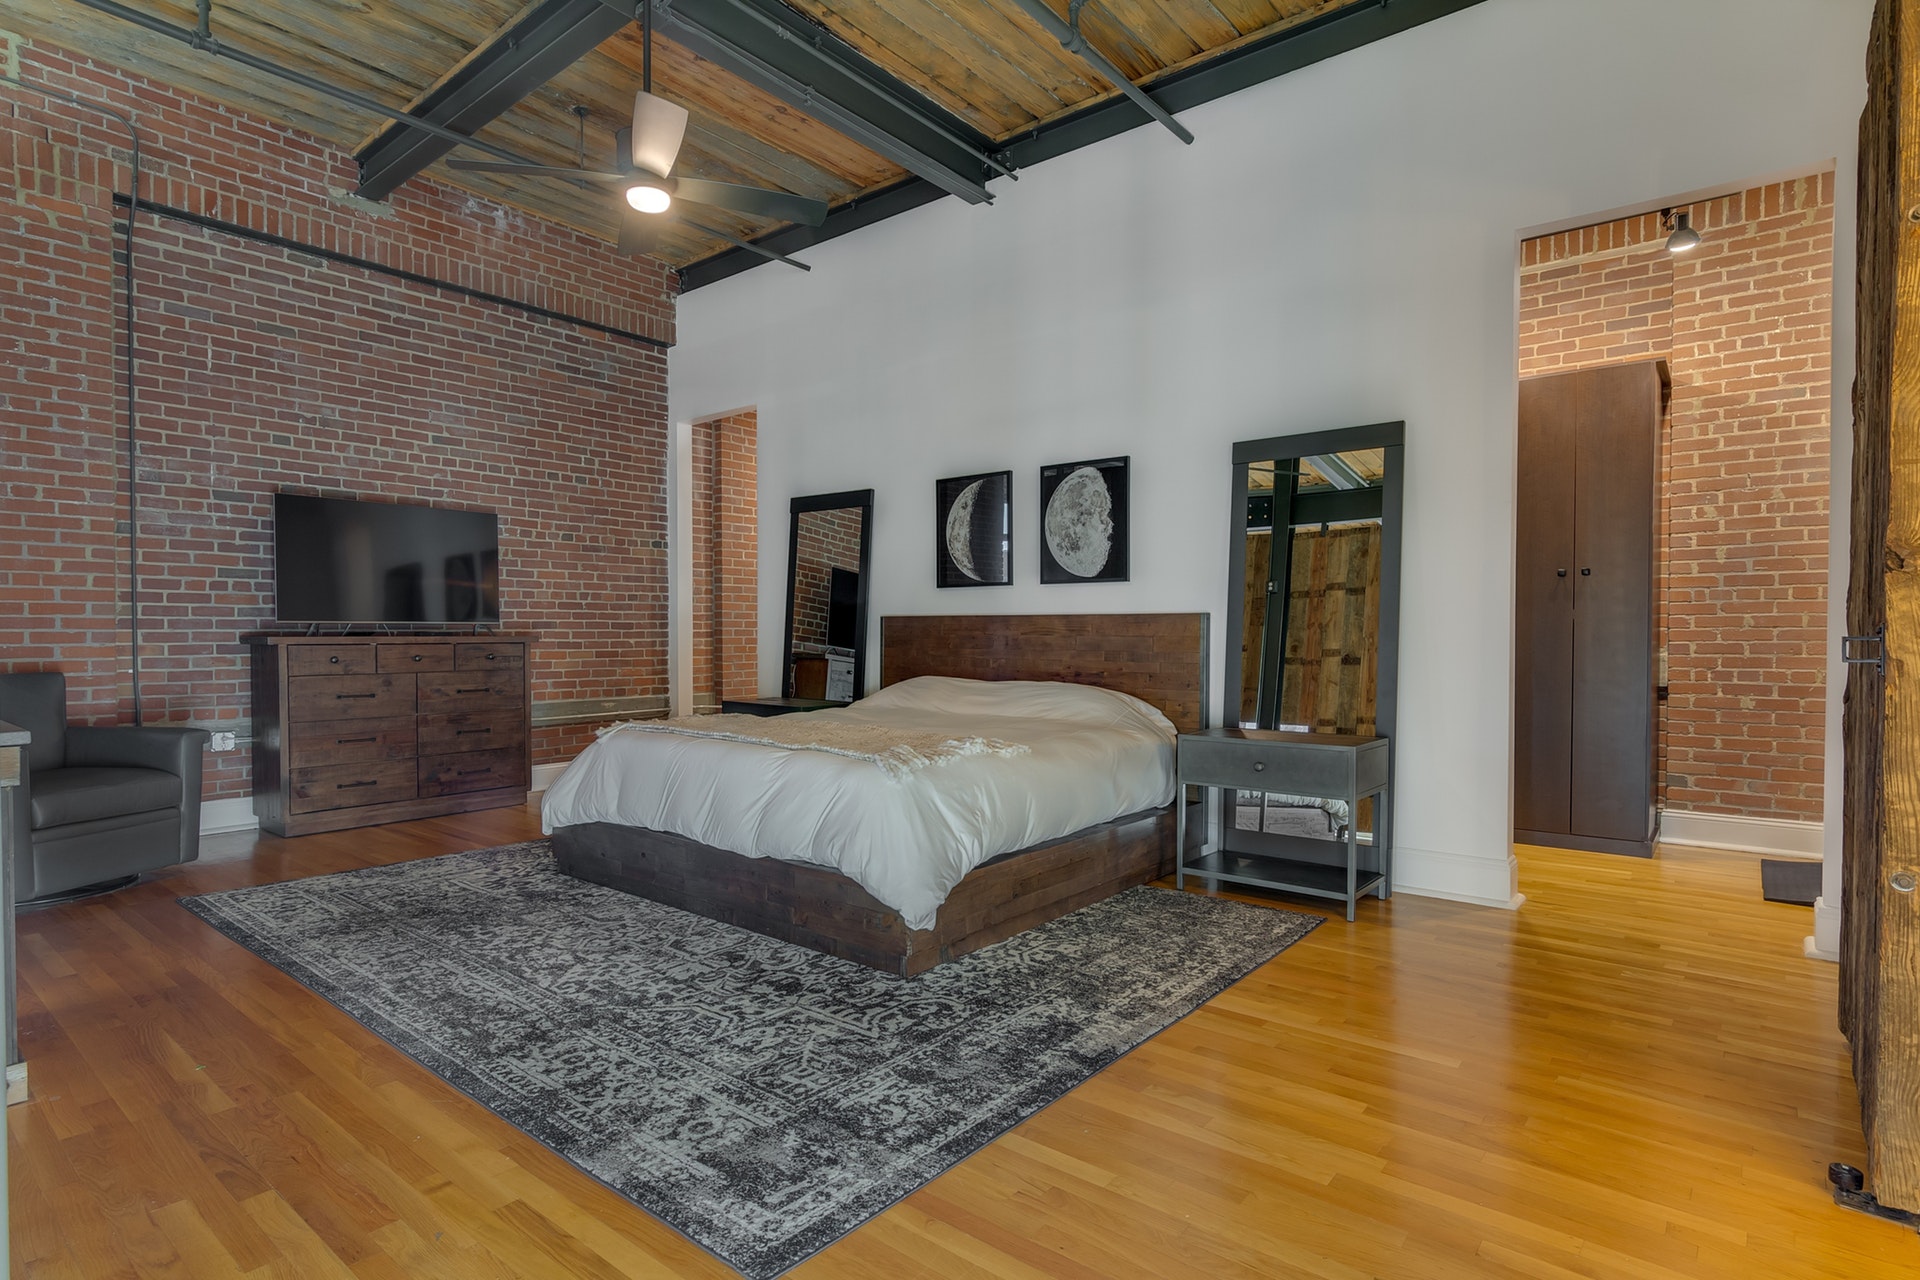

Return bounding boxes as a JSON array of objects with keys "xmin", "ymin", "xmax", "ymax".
[{"xmin": 9, "ymin": 807, "xmax": 1919, "ymax": 1278}]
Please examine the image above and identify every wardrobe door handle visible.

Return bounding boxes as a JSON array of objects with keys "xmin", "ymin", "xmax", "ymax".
[
  {"xmin": 1580, "ymin": 567, "xmax": 1592, "ymax": 576},
  {"xmin": 1556, "ymin": 568, "xmax": 1567, "ymax": 578}
]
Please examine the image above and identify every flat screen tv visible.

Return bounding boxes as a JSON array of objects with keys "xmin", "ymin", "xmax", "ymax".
[
  {"xmin": 275, "ymin": 493, "xmax": 500, "ymax": 625},
  {"xmin": 826, "ymin": 566, "xmax": 859, "ymax": 651}
]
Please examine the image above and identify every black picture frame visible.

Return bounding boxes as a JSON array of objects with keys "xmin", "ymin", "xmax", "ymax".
[
  {"xmin": 935, "ymin": 470, "xmax": 1012, "ymax": 588},
  {"xmin": 1039, "ymin": 456, "xmax": 1129, "ymax": 583}
]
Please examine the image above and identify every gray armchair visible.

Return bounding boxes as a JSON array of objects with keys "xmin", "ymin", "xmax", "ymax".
[{"xmin": 0, "ymin": 673, "xmax": 210, "ymax": 904}]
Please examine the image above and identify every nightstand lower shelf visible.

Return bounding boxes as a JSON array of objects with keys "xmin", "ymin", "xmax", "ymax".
[{"xmin": 1181, "ymin": 846, "xmax": 1387, "ymax": 906}]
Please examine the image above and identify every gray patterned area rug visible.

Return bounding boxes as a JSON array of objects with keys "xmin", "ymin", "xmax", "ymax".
[{"xmin": 181, "ymin": 841, "xmax": 1319, "ymax": 1278}]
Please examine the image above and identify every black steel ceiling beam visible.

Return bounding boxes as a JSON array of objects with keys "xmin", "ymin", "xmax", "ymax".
[
  {"xmin": 354, "ymin": 0, "xmax": 634, "ymax": 201},
  {"xmin": 679, "ymin": 0, "xmax": 1491, "ymax": 291},
  {"xmin": 626, "ymin": 0, "xmax": 1001, "ymax": 205}
]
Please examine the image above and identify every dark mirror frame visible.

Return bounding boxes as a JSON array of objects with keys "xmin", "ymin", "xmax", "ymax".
[
  {"xmin": 1223, "ymin": 422, "xmax": 1404, "ymax": 853},
  {"xmin": 782, "ymin": 489, "xmax": 875, "ymax": 701}
]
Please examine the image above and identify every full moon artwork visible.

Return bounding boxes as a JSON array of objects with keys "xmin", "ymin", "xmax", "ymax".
[
  {"xmin": 1039, "ymin": 456, "xmax": 1129, "ymax": 583},
  {"xmin": 934, "ymin": 471, "xmax": 1012, "ymax": 587}
]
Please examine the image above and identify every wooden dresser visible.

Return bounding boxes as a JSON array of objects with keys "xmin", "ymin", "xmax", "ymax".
[{"xmin": 248, "ymin": 634, "xmax": 534, "ymax": 837}]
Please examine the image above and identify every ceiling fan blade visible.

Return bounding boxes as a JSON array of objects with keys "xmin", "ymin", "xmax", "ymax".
[
  {"xmin": 673, "ymin": 178, "xmax": 829, "ymax": 227},
  {"xmin": 447, "ymin": 159, "xmax": 624, "ymax": 181},
  {"xmin": 617, "ymin": 207, "xmax": 668, "ymax": 257},
  {"xmin": 631, "ymin": 90, "xmax": 688, "ymax": 178}
]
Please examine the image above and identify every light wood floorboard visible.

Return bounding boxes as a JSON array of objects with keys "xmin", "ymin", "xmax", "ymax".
[{"xmin": 8, "ymin": 805, "xmax": 1918, "ymax": 1277}]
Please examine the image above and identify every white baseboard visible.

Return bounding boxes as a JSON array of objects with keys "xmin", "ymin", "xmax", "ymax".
[
  {"xmin": 1657, "ymin": 809, "xmax": 1822, "ymax": 858},
  {"xmin": 199, "ymin": 796, "xmax": 260, "ymax": 837},
  {"xmin": 1393, "ymin": 845, "xmax": 1526, "ymax": 910},
  {"xmin": 531, "ymin": 762, "xmax": 567, "ymax": 793},
  {"xmin": 1805, "ymin": 895, "xmax": 1841, "ymax": 962}
]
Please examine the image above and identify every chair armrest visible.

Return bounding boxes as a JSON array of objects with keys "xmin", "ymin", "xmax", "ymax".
[{"xmin": 66, "ymin": 725, "xmax": 212, "ymax": 776}]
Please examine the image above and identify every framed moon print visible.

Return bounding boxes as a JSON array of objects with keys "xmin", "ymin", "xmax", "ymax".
[
  {"xmin": 1040, "ymin": 456, "xmax": 1129, "ymax": 583},
  {"xmin": 935, "ymin": 470, "xmax": 1012, "ymax": 588}
]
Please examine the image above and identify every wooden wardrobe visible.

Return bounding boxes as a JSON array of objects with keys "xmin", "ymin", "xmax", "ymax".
[{"xmin": 1513, "ymin": 360, "xmax": 1666, "ymax": 856}]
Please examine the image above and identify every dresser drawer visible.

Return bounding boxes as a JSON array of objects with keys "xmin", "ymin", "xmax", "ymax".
[
  {"xmin": 417, "ymin": 673, "xmax": 524, "ymax": 713},
  {"xmin": 289, "ymin": 674, "xmax": 415, "ymax": 722},
  {"xmin": 290, "ymin": 759, "xmax": 417, "ymax": 814},
  {"xmin": 417, "ymin": 711, "xmax": 525, "ymax": 756},
  {"xmin": 1178, "ymin": 735, "xmax": 1367, "ymax": 797},
  {"xmin": 455, "ymin": 642, "xmax": 525, "ymax": 671},
  {"xmin": 287, "ymin": 716, "xmax": 417, "ymax": 770},
  {"xmin": 288, "ymin": 644, "xmax": 375, "ymax": 676},
  {"xmin": 378, "ymin": 643, "xmax": 455, "ymax": 673},
  {"xmin": 419, "ymin": 748, "xmax": 527, "ymax": 798}
]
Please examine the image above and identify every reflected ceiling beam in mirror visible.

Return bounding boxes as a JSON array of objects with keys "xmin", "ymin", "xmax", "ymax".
[{"xmin": 1302, "ymin": 453, "xmax": 1370, "ymax": 490}]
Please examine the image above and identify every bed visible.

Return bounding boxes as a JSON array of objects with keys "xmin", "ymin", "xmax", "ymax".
[{"xmin": 543, "ymin": 613, "xmax": 1208, "ymax": 976}]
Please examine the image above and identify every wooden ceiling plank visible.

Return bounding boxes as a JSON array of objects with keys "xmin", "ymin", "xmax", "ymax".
[
  {"xmin": 1121, "ymin": 0, "xmax": 1242, "ymax": 53},
  {"xmin": 1196, "ymin": 0, "xmax": 1290, "ymax": 36},
  {"xmin": 967, "ymin": 0, "xmax": 1128, "ymax": 109},
  {"xmin": 784, "ymin": 0, "xmax": 1074, "ymax": 134}
]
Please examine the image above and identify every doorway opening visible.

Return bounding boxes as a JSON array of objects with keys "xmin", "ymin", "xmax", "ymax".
[
  {"xmin": 689, "ymin": 409, "xmax": 758, "ymax": 715},
  {"xmin": 1513, "ymin": 174, "xmax": 1836, "ymax": 858}
]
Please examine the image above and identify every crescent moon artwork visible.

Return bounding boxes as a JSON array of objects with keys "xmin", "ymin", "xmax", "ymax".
[
  {"xmin": 944, "ymin": 479, "xmax": 984, "ymax": 581},
  {"xmin": 935, "ymin": 471, "xmax": 1012, "ymax": 587},
  {"xmin": 1039, "ymin": 456, "xmax": 1130, "ymax": 584},
  {"xmin": 1043, "ymin": 466, "xmax": 1112, "ymax": 578}
]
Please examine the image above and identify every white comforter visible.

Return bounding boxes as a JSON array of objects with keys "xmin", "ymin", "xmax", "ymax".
[{"xmin": 540, "ymin": 676, "xmax": 1177, "ymax": 930}]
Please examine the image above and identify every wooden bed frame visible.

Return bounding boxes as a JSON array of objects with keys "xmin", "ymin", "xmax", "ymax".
[{"xmin": 551, "ymin": 613, "xmax": 1209, "ymax": 976}]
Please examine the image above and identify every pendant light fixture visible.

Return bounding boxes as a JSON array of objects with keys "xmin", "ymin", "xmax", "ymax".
[{"xmin": 1664, "ymin": 208, "xmax": 1701, "ymax": 254}]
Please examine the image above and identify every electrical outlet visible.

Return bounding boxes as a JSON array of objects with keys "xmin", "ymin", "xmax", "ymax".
[{"xmin": 210, "ymin": 731, "xmax": 238, "ymax": 752}]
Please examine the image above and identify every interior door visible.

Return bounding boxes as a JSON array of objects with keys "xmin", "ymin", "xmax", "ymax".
[
  {"xmin": 1570, "ymin": 362, "xmax": 1658, "ymax": 842},
  {"xmin": 1842, "ymin": 0, "xmax": 1920, "ymax": 1215},
  {"xmin": 1514, "ymin": 373, "xmax": 1579, "ymax": 835}
]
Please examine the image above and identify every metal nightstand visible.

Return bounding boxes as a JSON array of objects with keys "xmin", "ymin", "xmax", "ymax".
[{"xmin": 1175, "ymin": 727, "xmax": 1391, "ymax": 921}]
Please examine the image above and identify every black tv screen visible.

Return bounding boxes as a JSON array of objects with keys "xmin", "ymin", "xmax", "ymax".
[
  {"xmin": 275, "ymin": 494, "xmax": 500, "ymax": 625},
  {"xmin": 826, "ymin": 567, "xmax": 859, "ymax": 650}
]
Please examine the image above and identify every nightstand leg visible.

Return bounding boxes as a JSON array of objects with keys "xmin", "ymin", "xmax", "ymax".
[
  {"xmin": 1175, "ymin": 784, "xmax": 1186, "ymax": 890},
  {"xmin": 1345, "ymin": 812, "xmax": 1358, "ymax": 922},
  {"xmin": 1379, "ymin": 784, "xmax": 1392, "ymax": 900}
]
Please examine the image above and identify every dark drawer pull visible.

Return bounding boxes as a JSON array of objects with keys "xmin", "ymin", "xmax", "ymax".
[
  {"xmin": 336, "ymin": 780, "xmax": 379, "ymax": 790},
  {"xmin": 336, "ymin": 736, "xmax": 377, "ymax": 745},
  {"xmin": 337, "ymin": 692, "xmax": 379, "ymax": 700},
  {"xmin": 455, "ymin": 767, "xmax": 491, "ymax": 777},
  {"xmin": 455, "ymin": 686, "xmax": 491, "ymax": 694},
  {"xmin": 456, "ymin": 727, "xmax": 493, "ymax": 736},
  {"xmin": 486, "ymin": 652, "xmax": 497, "ymax": 660},
  {"xmin": 328, "ymin": 655, "xmax": 341, "ymax": 664},
  {"xmin": 1252, "ymin": 761, "xmax": 1266, "ymax": 773},
  {"xmin": 412, "ymin": 654, "xmax": 424, "ymax": 662}
]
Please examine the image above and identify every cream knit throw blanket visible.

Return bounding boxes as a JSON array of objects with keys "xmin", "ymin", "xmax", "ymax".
[{"xmin": 598, "ymin": 715, "xmax": 1031, "ymax": 780}]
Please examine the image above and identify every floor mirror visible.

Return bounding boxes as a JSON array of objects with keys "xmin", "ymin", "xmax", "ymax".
[{"xmin": 782, "ymin": 490, "xmax": 874, "ymax": 702}]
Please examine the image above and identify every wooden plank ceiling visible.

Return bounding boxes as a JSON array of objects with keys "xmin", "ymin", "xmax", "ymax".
[{"xmin": 5, "ymin": 0, "xmax": 1375, "ymax": 270}]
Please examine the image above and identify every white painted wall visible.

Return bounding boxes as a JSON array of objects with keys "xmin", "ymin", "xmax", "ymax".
[{"xmin": 669, "ymin": 0, "xmax": 1872, "ymax": 909}]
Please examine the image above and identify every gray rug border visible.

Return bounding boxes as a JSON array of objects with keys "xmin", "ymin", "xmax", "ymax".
[{"xmin": 178, "ymin": 842, "xmax": 1321, "ymax": 1278}]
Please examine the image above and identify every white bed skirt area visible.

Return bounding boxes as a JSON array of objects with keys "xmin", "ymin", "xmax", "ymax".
[{"xmin": 540, "ymin": 677, "xmax": 1178, "ymax": 930}]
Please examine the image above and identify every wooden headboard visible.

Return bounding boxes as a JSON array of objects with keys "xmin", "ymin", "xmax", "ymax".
[{"xmin": 879, "ymin": 614, "xmax": 1209, "ymax": 733}]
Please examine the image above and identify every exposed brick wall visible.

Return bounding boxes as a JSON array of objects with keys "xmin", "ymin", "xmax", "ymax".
[
  {"xmin": 791, "ymin": 507, "xmax": 863, "ymax": 651},
  {"xmin": 1518, "ymin": 174, "xmax": 1833, "ymax": 822},
  {"xmin": 688, "ymin": 410, "xmax": 756, "ymax": 710},
  {"xmin": 1, "ymin": 38, "xmax": 677, "ymax": 801}
]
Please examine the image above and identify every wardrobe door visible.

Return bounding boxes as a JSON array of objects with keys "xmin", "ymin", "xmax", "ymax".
[
  {"xmin": 1570, "ymin": 362, "xmax": 1659, "ymax": 842},
  {"xmin": 1514, "ymin": 374, "xmax": 1579, "ymax": 837}
]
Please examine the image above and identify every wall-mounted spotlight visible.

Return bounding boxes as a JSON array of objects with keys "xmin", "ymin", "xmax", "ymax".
[{"xmin": 1663, "ymin": 208, "xmax": 1701, "ymax": 254}]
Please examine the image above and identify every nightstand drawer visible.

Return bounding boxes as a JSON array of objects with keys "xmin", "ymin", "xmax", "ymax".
[{"xmin": 1175, "ymin": 736, "xmax": 1359, "ymax": 794}]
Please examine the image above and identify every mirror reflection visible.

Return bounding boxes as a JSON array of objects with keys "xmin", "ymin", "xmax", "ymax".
[
  {"xmin": 784, "ymin": 492, "xmax": 873, "ymax": 703},
  {"xmin": 1238, "ymin": 449, "xmax": 1386, "ymax": 733}
]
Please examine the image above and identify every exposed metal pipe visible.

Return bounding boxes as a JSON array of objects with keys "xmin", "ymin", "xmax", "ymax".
[
  {"xmin": 72, "ymin": 0, "xmax": 551, "ymax": 171},
  {"xmin": 1007, "ymin": 0, "xmax": 1194, "ymax": 145},
  {"xmin": 0, "ymin": 74, "xmax": 148, "ymax": 723}
]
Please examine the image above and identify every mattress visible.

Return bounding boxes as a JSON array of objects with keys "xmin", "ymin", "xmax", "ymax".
[{"xmin": 540, "ymin": 676, "xmax": 1178, "ymax": 930}]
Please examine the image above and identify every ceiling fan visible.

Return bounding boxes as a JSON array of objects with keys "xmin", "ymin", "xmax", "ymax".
[{"xmin": 446, "ymin": 0, "xmax": 827, "ymax": 262}]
